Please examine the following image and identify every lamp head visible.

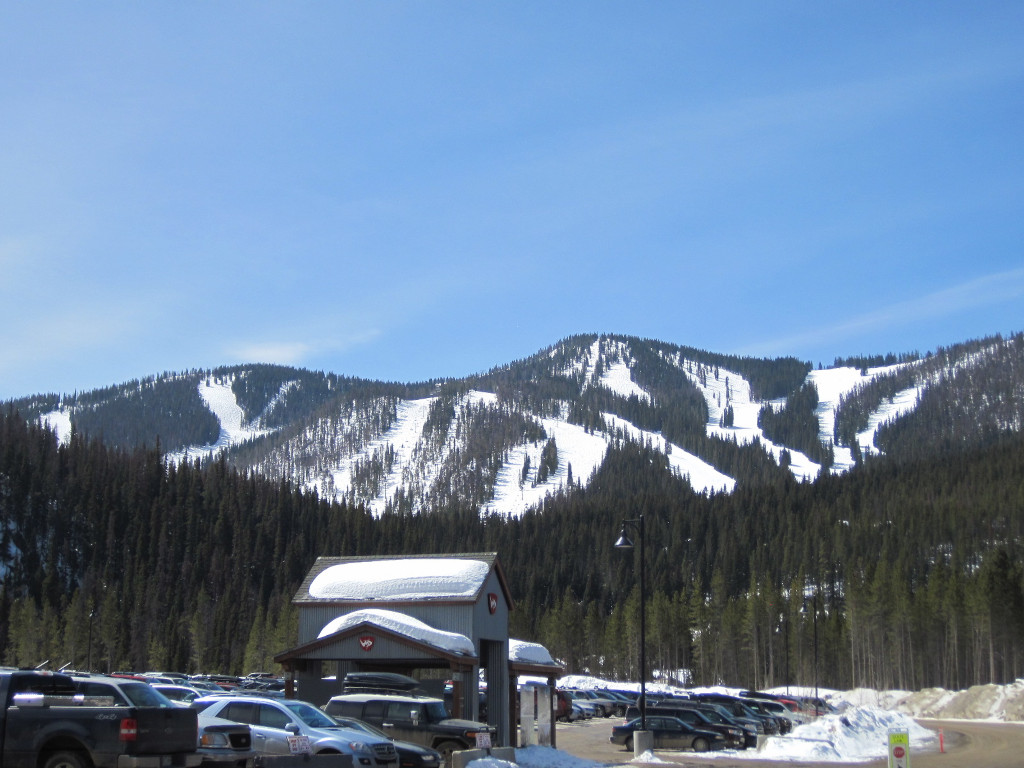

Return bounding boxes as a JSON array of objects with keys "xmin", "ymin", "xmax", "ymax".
[{"xmin": 614, "ymin": 528, "xmax": 634, "ymax": 549}]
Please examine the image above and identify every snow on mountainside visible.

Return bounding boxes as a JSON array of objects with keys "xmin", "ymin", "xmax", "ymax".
[
  {"xmin": 486, "ymin": 414, "xmax": 609, "ymax": 516},
  {"xmin": 668, "ymin": 354, "xmax": 823, "ymax": 481},
  {"xmin": 159, "ymin": 341, "xmax": 884, "ymax": 513},
  {"xmin": 319, "ymin": 395, "xmax": 441, "ymax": 517},
  {"xmin": 40, "ymin": 409, "xmax": 72, "ymax": 445},
  {"xmin": 602, "ymin": 413, "xmax": 735, "ymax": 494},
  {"xmin": 163, "ymin": 379, "xmax": 274, "ymax": 463},
  {"xmin": 809, "ymin": 364, "xmax": 924, "ymax": 470},
  {"xmin": 28, "ymin": 333, "xmax": 1023, "ymax": 518}
]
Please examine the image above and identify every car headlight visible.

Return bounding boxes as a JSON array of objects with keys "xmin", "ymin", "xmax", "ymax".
[
  {"xmin": 199, "ymin": 732, "xmax": 231, "ymax": 749},
  {"xmin": 347, "ymin": 741, "xmax": 372, "ymax": 755}
]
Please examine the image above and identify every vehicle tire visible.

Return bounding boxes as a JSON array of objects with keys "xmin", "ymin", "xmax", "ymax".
[
  {"xmin": 42, "ymin": 752, "xmax": 91, "ymax": 768},
  {"xmin": 434, "ymin": 741, "xmax": 463, "ymax": 766},
  {"xmin": 624, "ymin": 736, "xmax": 633, "ymax": 752},
  {"xmin": 692, "ymin": 737, "xmax": 710, "ymax": 753},
  {"xmin": 316, "ymin": 749, "xmax": 340, "ymax": 754}
]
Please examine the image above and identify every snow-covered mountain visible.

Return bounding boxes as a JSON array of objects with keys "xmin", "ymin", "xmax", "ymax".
[{"xmin": 15, "ymin": 332, "xmax": 1024, "ymax": 517}]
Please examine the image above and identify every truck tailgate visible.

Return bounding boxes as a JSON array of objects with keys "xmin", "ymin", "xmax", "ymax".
[{"xmin": 127, "ymin": 707, "xmax": 198, "ymax": 754}]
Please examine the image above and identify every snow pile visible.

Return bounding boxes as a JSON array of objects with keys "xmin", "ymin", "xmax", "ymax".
[
  {"xmin": 840, "ymin": 680, "xmax": 1024, "ymax": 721},
  {"xmin": 317, "ymin": 608, "xmax": 475, "ymax": 655},
  {"xmin": 308, "ymin": 557, "xmax": 490, "ymax": 600},
  {"xmin": 510, "ymin": 639, "xmax": 556, "ymax": 666},
  {"xmin": 555, "ymin": 674, "xmax": 682, "ymax": 698},
  {"xmin": 513, "ymin": 746, "xmax": 600, "ymax": 768},
  {"xmin": 758, "ymin": 707, "xmax": 935, "ymax": 762}
]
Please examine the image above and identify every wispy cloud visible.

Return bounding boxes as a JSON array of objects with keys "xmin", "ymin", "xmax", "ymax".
[
  {"xmin": 224, "ymin": 327, "xmax": 384, "ymax": 367},
  {"xmin": 741, "ymin": 267, "xmax": 1024, "ymax": 356}
]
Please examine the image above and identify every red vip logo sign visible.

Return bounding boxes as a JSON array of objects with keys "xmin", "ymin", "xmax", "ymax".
[
  {"xmin": 358, "ymin": 635, "xmax": 375, "ymax": 652},
  {"xmin": 488, "ymin": 593, "xmax": 498, "ymax": 615}
]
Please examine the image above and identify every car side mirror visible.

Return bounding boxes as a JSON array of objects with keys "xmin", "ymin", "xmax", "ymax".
[{"xmin": 286, "ymin": 723, "xmax": 300, "ymax": 734}]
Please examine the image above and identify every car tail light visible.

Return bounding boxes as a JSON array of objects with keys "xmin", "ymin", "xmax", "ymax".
[{"xmin": 120, "ymin": 718, "xmax": 138, "ymax": 741}]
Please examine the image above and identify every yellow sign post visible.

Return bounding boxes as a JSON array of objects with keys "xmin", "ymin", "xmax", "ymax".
[{"xmin": 888, "ymin": 729, "xmax": 910, "ymax": 768}]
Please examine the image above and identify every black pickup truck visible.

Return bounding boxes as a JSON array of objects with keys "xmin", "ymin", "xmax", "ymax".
[{"xmin": 0, "ymin": 669, "xmax": 201, "ymax": 768}]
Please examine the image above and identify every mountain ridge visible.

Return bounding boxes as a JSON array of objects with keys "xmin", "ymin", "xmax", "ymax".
[{"xmin": 9, "ymin": 330, "xmax": 1024, "ymax": 517}]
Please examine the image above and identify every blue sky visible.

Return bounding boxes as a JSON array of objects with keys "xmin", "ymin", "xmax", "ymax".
[{"xmin": 2, "ymin": 2, "xmax": 1022, "ymax": 400}]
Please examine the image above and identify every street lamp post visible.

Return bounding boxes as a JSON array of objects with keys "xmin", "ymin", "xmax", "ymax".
[
  {"xmin": 87, "ymin": 609, "xmax": 95, "ymax": 672},
  {"xmin": 812, "ymin": 594, "xmax": 819, "ymax": 710},
  {"xmin": 801, "ymin": 593, "xmax": 819, "ymax": 712},
  {"xmin": 615, "ymin": 514, "xmax": 650, "ymax": 755},
  {"xmin": 784, "ymin": 612, "xmax": 790, "ymax": 696}
]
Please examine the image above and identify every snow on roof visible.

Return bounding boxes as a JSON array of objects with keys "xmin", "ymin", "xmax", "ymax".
[
  {"xmin": 308, "ymin": 557, "xmax": 491, "ymax": 601},
  {"xmin": 317, "ymin": 608, "xmax": 475, "ymax": 655},
  {"xmin": 509, "ymin": 639, "xmax": 556, "ymax": 666}
]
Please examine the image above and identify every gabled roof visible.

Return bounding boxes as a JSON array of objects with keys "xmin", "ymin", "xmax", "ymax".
[
  {"xmin": 274, "ymin": 610, "xmax": 478, "ymax": 667},
  {"xmin": 292, "ymin": 552, "xmax": 514, "ymax": 610}
]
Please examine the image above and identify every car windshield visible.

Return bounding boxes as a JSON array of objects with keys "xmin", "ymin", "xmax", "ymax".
[
  {"xmin": 120, "ymin": 683, "xmax": 177, "ymax": 708},
  {"xmin": 706, "ymin": 704, "xmax": 735, "ymax": 719},
  {"xmin": 285, "ymin": 701, "xmax": 337, "ymax": 728},
  {"xmin": 424, "ymin": 701, "xmax": 448, "ymax": 722}
]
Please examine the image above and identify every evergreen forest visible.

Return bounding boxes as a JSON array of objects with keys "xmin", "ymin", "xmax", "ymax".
[{"xmin": 3, "ymin": 404, "xmax": 1024, "ymax": 694}]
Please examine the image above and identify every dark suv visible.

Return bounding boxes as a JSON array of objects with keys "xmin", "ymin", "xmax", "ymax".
[{"xmin": 324, "ymin": 693, "xmax": 495, "ymax": 764}]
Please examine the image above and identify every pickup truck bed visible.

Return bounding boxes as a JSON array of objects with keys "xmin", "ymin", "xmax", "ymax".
[{"xmin": 0, "ymin": 671, "xmax": 200, "ymax": 768}]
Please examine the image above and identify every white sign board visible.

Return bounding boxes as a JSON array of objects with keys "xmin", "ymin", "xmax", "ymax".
[
  {"xmin": 536, "ymin": 686, "xmax": 553, "ymax": 747},
  {"xmin": 887, "ymin": 729, "xmax": 910, "ymax": 768},
  {"xmin": 519, "ymin": 688, "xmax": 536, "ymax": 746}
]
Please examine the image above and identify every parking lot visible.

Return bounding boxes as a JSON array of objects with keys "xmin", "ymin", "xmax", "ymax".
[{"xmin": 545, "ymin": 716, "xmax": 1024, "ymax": 768}]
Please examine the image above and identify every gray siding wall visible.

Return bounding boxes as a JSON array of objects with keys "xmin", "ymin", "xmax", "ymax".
[
  {"xmin": 298, "ymin": 603, "xmax": 477, "ymax": 645},
  {"xmin": 471, "ymin": 570, "xmax": 509, "ymax": 640}
]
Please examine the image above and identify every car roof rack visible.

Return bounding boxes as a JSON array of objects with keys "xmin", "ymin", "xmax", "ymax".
[{"xmin": 341, "ymin": 672, "xmax": 424, "ymax": 695}]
